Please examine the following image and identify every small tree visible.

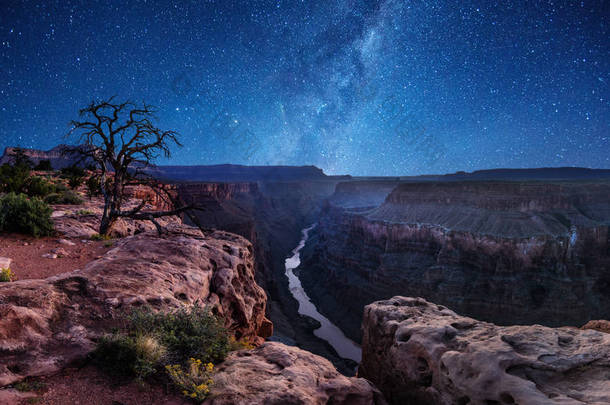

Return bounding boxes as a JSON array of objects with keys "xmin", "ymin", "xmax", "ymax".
[
  {"xmin": 86, "ymin": 174, "xmax": 102, "ymax": 199},
  {"xmin": 61, "ymin": 165, "xmax": 86, "ymax": 189},
  {"xmin": 34, "ymin": 159, "xmax": 53, "ymax": 171},
  {"xmin": 67, "ymin": 97, "xmax": 194, "ymax": 235}
]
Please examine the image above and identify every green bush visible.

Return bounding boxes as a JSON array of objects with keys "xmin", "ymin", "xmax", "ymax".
[
  {"xmin": 34, "ymin": 160, "xmax": 53, "ymax": 171},
  {"xmin": 24, "ymin": 176, "xmax": 55, "ymax": 197},
  {"xmin": 0, "ymin": 267, "xmax": 15, "ymax": 282},
  {"xmin": 54, "ymin": 182, "xmax": 68, "ymax": 192},
  {"xmin": 60, "ymin": 165, "xmax": 85, "ymax": 189},
  {"xmin": 0, "ymin": 193, "xmax": 54, "ymax": 237},
  {"xmin": 93, "ymin": 334, "xmax": 166, "ymax": 380},
  {"xmin": 93, "ymin": 306, "xmax": 230, "ymax": 383},
  {"xmin": 0, "ymin": 163, "xmax": 30, "ymax": 193},
  {"xmin": 94, "ymin": 334, "xmax": 140, "ymax": 377},
  {"xmin": 128, "ymin": 306, "xmax": 230, "ymax": 365},
  {"xmin": 86, "ymin": 175, "xmax": 102, "ymax": 198},
  {"xmin": 90, "ymin": 233, "xmax": 112, "ymax": 241},
  {"xmin": 44, "ymin": 191, "xmax": 83, "ymax": 205}
]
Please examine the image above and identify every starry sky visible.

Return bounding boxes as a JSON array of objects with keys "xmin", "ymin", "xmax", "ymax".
[{"xmin": 1, "ymin": 1, "xmax": 608, "ymax": 176}]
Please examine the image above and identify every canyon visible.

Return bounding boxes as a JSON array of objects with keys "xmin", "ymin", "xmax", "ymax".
[
  {"xmin": 1, "ymin": 146, "xmax": 609, "ymax": 403},
  {"xmin": 299, "ymin": 180, "xmax": 610, "ymax": 342}
]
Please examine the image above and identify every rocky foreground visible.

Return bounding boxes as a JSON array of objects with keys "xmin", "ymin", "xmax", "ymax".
[
  {"xmin": 0, "ymin": 224, "xmax": 270, "ymax": 386},
  {"xmin": 360, "ymin": 296, "xmax": 610, "ymax": 405},
  {"xmin": 0, "ymin": 224, "xmax": 383, "ymax": 404}
]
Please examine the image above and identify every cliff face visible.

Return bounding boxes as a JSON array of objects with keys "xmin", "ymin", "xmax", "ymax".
[
  {"xmin": 0, "ymin": 145, "xmax": 87, "ymax": 169},
  {"xmin": 329, "ymin": 180, "xmax": 401, "ymax": 209},
  {"xmin": 299, "ymin": 181, "xmax": 610, "ymax": 342},
  {"xmin": 0, "ymin": 224, "xmax": 269, "ymax": 386},
  {"xmin": 360, "ymin": 296, "xmax": 610, "ymax": 405},
  {"xmin": 175, "ymin": 180, "xmax": 360, "ymax": 373}
]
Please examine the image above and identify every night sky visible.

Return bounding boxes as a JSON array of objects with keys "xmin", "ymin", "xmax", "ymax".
[{"xmin": 1, "ymin": 1, "xmax": 608, "ymax": 175}]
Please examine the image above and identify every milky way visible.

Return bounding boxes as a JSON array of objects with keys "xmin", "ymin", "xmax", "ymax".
[{"xmin": 1, "ymin": 1, "xmax": 608, "ymax": 175}]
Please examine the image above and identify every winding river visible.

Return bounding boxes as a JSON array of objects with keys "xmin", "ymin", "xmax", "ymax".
[{"xmin": 285, "ymin": 224, "xmax": 362, "ymax": 363}]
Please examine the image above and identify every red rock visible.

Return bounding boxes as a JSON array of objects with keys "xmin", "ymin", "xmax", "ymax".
[
  {"xmin": 360, "ymin": 296, "xmax": 610, "ymax": 405},
  {"xmin": 582, "ymin": 319, "xmax": 610, "ymax": 334},
  {"xmin": 204, "ymin": 342, "xmax": 387, "ymax": 405},
  {"xmin": 0, "ymin": 224, "xmax": 268, "ymax": 386}
]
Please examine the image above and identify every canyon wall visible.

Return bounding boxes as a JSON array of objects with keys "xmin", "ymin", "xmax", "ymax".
[
  {"xmin": 175, "ymin": 179, "xmax": 361, "ymax": 373},
  {"xmin": 299, "ymin": 181, "xmax": 610, "ymax": 342}
]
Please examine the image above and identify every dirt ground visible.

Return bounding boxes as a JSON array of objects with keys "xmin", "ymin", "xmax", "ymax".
[
  {"xmin": 0, "ymin": 233, "xmax": 112, "ymax": 280},
  {"xmin": 1, "ymin": 365, "xmax": 189, "ymax": 405}
]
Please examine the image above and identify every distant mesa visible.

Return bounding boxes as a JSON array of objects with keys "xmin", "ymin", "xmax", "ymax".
[{"xmin": 0, "ymin": 145, "xmax": 346, "ymax": 182}]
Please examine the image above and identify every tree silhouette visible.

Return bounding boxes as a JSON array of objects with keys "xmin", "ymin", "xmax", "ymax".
[{"xmin": 67, "ymin": 97, "xmax": 195, "ymax": 235}]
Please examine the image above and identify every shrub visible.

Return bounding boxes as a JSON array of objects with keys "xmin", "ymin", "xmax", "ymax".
[
  {"xmin": 229, "ymin": 336, "xmax": 254, "ymax": 351},
  {"xmin": 44, "ymin": 191, "xmax": 83, "ymax": 205},
  {"xmin": 60, "ymin": 165, "xmax": 85, "ymax": 189},
  {"xmin": 0, "ymin": 193, "xmax": 54, "ymax": 237},
  {"xmin": 13, "ymin": 378, "xmax": 46, "ymax": 393},
  {"xmin": 127, "ymin": 306, "xmax": 230, "ymax": 365},
  {"xmin": 68, "ymin": 176, "xmax": 84, "ymax": 189},
  {"xmin": 54, "ymin": 182, "xmax": 68, "ymax": 192},
  {"xmin": 0, "ymin": 267, "xmax": 15, "ymax": 282},
  {"xmin": 24, "ymin": 176, "xmax": 54, "ymax": 197},
  {"xmin": 93, "ymin": 333, "xmax": 166, "ymax": 380},
  {"xmin": 94, "ymin": 334, "xmax": 140, "ymax": 377},
  {"xmin": 166, "ymin": 358, "xmax": 214, "ymax": 401},
  {"xmin": 0, "ymin": 163, "xmax": 29, "ymax": 193},
  {"xmin": 91, "ymin": 233, "xmax": 112, "ymax": 241},
  {"xmin": 75, "ymin": 209, "xmax": 94, "ymax": 216},
  {"xmin": 134, "ymin": 335, "xmax": 167, "ymax": 379},
  {"xmin": 86, "ymin": 175, "xmax": 102, "ymax": 198},
  {"xmin": 94, "ymin": 306, "xmax": 229, "ymax": 393},
  {"xmin": 34, "ymin": 160, "xmax": 53, "ymax": 171}
]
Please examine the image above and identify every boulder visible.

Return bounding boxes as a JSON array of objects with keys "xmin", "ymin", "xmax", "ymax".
[
  {"xmin": 204, "ymin": 342, "xmax": 386, "ymax": 405},
  {"xmin": 360, "ymin": 296, "xmax": 610, "ymax": 405},
  {"xmin": 0, "ymin": 257, "xmax": 11, "ymax": 269},
  {"xmin": 582, "ymin": 319, "xmax": 610, "ymax": 334},
  {"xmin": 0, "ymin": 224, "xmax": 269, "ymax": 386}
]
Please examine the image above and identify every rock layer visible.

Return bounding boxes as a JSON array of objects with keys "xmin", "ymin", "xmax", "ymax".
[
  {"xmin": 360, "ymin": 296, "xmax": 610, "ymax": 405},
  {"xmin": 300, "ymin": 181, "xmax": 610, "ymax": 342},
  {"xmin": 205, "ymin": 342, "xmax": 386, "ymax": 405},
  {"xmin": 0, "ymin": 224, "xmax": 269, "ymax": 386}
]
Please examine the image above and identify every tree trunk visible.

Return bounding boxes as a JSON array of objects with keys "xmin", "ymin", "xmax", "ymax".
[{"xmin": 99, "ymin": 211, "xmax": 116, "ymax": 235}]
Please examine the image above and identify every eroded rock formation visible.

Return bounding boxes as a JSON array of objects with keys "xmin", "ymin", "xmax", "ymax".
[
  {"xmin": 205, "ymin": 342, "xmax": 386, "ymax": 405},
  {"xmin": 300, "ymin": 181, "xmax": 610, "ymax": 341},
  {"xmin": 51, "ymin": 195, "xmax": 181, "ymax": 238},
  {"xmin": 0, "ymin": 224, "xmax": 270, "ymax": 386},
  {"xmin": 359, "ymin": 296, "xmax": 610, "ymax": 405}
]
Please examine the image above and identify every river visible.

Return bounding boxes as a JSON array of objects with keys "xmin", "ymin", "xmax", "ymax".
[{"xmin": 285, "ymin": 224, "xmax": 362, "ymax": 363}]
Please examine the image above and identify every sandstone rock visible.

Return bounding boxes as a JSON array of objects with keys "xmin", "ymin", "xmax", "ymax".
[
  {"xmin": 50, "ymin": 248, "xmax": 69, "ymax": 257},
  {"xmin": 204, "ymin": 342, "xmax": 386, "ymax": 405},
  {"xmin": 0, "ymin": 257, "xmax": 11, "ymax": 269},
  {"xmin": 0, "ymin": 224, "xmax": 268, "ymax": 386},
  {"xmin": 582, "ymin": 319, "xmax": 610, "ymax": 334},
  {"xmin": 51, "ymin": 195, "xmax": 181, "ymax": 238},
  {"xmin": 41, "ymin": 253, "xmax": 58, "ymax": 259},
  {"xmin": 51, "ymin": 210, "xmax": 66, "ymax": 218},
  {"xmin": 0, "ymin": 388, "xmax": 37, "ymax": 404},
  {"xmin": 57, "ymin": 239, "xmax": 76, "ymax": 246},
  {"xmin": 360, "ymin": 296, "xmax": 610, "ymax": 405}
]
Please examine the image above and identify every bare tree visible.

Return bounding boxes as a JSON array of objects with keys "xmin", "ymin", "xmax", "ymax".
[{"xmin": 67, "ymin": 97, "xmax": 195, "ymax": 235}]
